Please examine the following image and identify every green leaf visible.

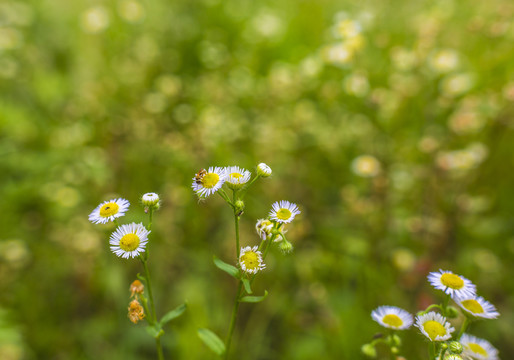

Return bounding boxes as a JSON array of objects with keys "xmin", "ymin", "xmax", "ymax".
[
  {"xmin": 242, "ymin": 278, "xmax": 252, "ymax": 294},
  {"xmin": 197, "ymin": 328, "xmax": 226, "ymax": 355},
  {"xmin": 213, "ymin": 256, "xmax": 239, "ymax": 278},
  {"xmin": 146, "ymin": 325, "xmax": 164, "ymax": 339},
  {"xmin": 239, "ymin": 290, "xmax": 268, "ymax": 303},
  {"xmin": 160, "ymin": 303, "xmax": 187, "ymax": 326}
]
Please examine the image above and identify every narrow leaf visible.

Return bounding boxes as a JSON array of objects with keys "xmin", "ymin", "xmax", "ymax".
[
  {"xmin": 213, "ymin": 256, "xmax": 239, "ymax": 278},
  {"xmin": 160, "ymin": 303, "xmax": 187, "ymax": 326},
  {"xmin": 242, "ymin": 278, "xmax": 252, "ymax": 294},
  {"xmin": 197, "ymin": 328, "xmax": 226, "ymax": 355},
  {"xmin": 240, "ymin": 290, "xmax": 268, "ymax": 303}
]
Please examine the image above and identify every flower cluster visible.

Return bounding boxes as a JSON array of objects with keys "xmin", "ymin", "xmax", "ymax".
[{"xmin": 363, "ymin": 270, "xmax": 500, "ymax": 360}]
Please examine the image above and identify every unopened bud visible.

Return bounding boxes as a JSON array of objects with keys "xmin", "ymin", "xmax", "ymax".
[
  {"xmin": 141, "ymin": 193, "xmax": 160, "ymax": 209},
  {"xmin": 279, "ymin": 240, "xmax": 293, "ymax": 254},
  {"xmin": 256, "ymin": 163, "xmax": 272, "ymax": 177},
  {"xmin": 235, "ymin": 200, "xmax": 245, "ymax": 216},
  {"xmin": 449, "ymin": 341, "xmax": 463, "ymax": 354},
  {"xmin": 446, "ymin": 306, "xmax": 459, "ymax": 318},
  {"xmin": 361, "ymin": 344, "xmax": 377, "ymax": 358},
  {"xmin": 391, "ymin": 346, "xmax": 399, "ymax": 354},
  {"xmin": 391, "ymin": 334, "xmax": 401, "ymax": 347}
]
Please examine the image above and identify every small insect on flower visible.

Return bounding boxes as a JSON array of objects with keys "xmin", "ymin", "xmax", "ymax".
[
  {"xmin": 128, "ymin": 299, "xmax": 145, "ymax": 324},
  {"xmin": 89, "ymin": 198, "xmax": 130, "ymax": 224},
  {"xmin": 427, "ymin": 269, "xmax": 476, "ymax": 299},
  {"xmin": 110, "ymin": 223, "xmax": 150, "ymax": 259},
  {"xmin": 415, "ymin": 311, "xmax": 454, "ymax": 342},
  {"xmin": 269, "ymin": 200, "xmax": 301, "ymax": 224},
  {"xmin": 194, "ymin": 169, "xmax": 207, "ymax": 185},
  {"xmin": 455, "ymin": 295, "xmax": 500, "ymax": 319},
  {"xmin": 460, "ymin": 334, "xmax": 499, "ymax": 360},
  {"xmin": 191, "ymin": 167, "xmax": 227, "ymax": 198},
  {"xmin": 371, "ymin": 306, "xmax": 413, "ymax": 330},
  {"xmin": 239, "ymin": 246, "xmax": 266, "ymax": 274}
]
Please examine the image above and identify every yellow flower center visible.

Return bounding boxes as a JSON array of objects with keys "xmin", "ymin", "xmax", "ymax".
[
  {"xmin": 100, "ymin": 202, "xmax": 119, "ymax": 217},
  {"xmin": 382, "ymin": 314, "xmax": 403, "ymax": 328},
  {"xmin": 468, "ymin": 343, "xmax": 487, "ymax": 356},
  {"xmin": 423, "ymin": 320, "xmax": 446, "ymax": 341},
  {"xmin": 230, "ymin": 172, "xmax": 243, "ymax": 179},
  {"xmin": 241, "ymin": 251, "xmax": 259, "ymax": 270},
  {"xmin": 120, "ymin": 233, "xmax": 140, "ymax": 252},
  {"xmin": 201, "ymin": 173, "xmax": 219, "ymax": 188},
  {"xmin": 276, "ymin": 208, "xmax": 292, "ymax": 220},
  {"xmin": 440, "ymin": 273, "xmax": 464, "ymax": 289},
  {"xmin": 461, "ymin": 299, "xmax": 484, "ymax": 314}
]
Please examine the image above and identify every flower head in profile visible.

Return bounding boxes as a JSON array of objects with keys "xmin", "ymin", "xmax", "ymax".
[
  {"xmin": 371, "ymin": 306, "xmax": 413, "ymax": 330},
  {"xmin": 256, "ymin": 163, "xmax": 272, "ymax": 177},
  {"xmin": 110, "ymin": 223, "xmax": 150, "ymax": 259},
  {"xmin": 428, "ymin": 269, "xmax": 476, "ymax": 299},
  {"xmin": 239, "ymin": 246, "xmax": 265, "ymax": 274},
  {"xmin": 415, "ymin": 312, "xmax": 454, "ymax": 342},
  {"xmin": 192, "ymin": 167, "xmax": 227, "ymax": 198},
  {"xmin": 460, "ymin": 334, "xmax": 499, "ymax": 360},
  {"xmin": 269, "ymin": 200, "xmax": 300, "ymax": 224},
  {"xmin": 225, "ymin": 166, "xmax": 251, "ymax": 190},
  {"xmin": 89, "ymin": 198, "xmax": 130, "ymax": 224},
  {"xmin": 255, "ymin": 219, "xmax": 274, "ymax": 240},
  {"xmin": 128, "ymin": 299, "xmax": 145, "ymax": 324},
  {"xmin": 455, "ymin": 295, "xmax": 499, "ymax": 319}
]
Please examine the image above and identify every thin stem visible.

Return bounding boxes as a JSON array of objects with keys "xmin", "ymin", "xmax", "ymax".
[
  {"xmin": 457, "ymin": 317, "xmax": 469, "ymax": 340},
  {"xmin": 225, "ymin": 281, "xmax": 243, "ymax": 360},
  {"xmin": 239, "ymin": 175, "xmax": 260, "ymax": 198},
  {"xmin": 139, "ymin": 256, "xmax": 164, "ymax": 359},
  {"xmin": 156, "ymin": 338, "xmax": 164, "ymax": 360},
  {"xmin": 420, "ymin": 304, "xmax": 444, "ymax": 315},
  {"xmin": 148, "ymin": 208, "xmax": 154, "ymax": 231},
  {"xmin": 234, "ymin": 213, "xmax": 240, "ymax": 260},
  {"xmin": 429, "ymin": 342, "xmax": 436, "ymax": 360},
  {"xmin": 218, "ymin": 189, "xmax": 234, "ymax": 208}
]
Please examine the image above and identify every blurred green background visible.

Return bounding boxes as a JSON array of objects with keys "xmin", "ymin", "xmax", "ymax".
[{"xmin": 1, "ymin": 0, "xmax": 513, "ymax": 358}]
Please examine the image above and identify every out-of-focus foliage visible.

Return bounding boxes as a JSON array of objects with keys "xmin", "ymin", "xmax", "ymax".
[{"xmin": 1, "ymin": 0, "xmax": 513, "ymax": 358}]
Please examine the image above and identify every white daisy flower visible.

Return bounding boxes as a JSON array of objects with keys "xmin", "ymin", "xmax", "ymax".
[
  {"xmin": 371, "ymin": 305, "xmax": 413, "ymax": 330},
  {"xmin": 455, "ymin": 295, "xmax": 500, "ymax": 319},
  {"xmin": 225, "ymin": 166, "xmax": 251, "ymax": 190},
  {"xmin": 269, "ymin": 200, "xmax": 301, "ymax": 224},
  {"xmin": 239, "ymin": 246, "xmax": 265, "ymax": 274},
  {"xmin": 89, "ymin": 198, "xmax": 130, "ymax": 224},
  {"xmin": 255, "ymin": 219, "xmax": 274, "ymax": 240},
  {"xmin": 427, "ymin": 269, "xmax": 476, "ymax": 299},
  {"xmin": 141, "ymin": 192, "xmax": 160, "ymax": 207},
  {"xmin": 444, "ymin": 355, "xmax": 463, "ymax": 360},
  {"xmin": 256, "ymin": 163, "xmax": 272, "ymax": 177},
  {"xmin": 110, "ymin": 223, "xmax": 150, "ymax": 259},
  {"xmin": 192, "ymin": 167, "xmax": 227, "ymax": 198},
  {"xmin": 415, "ymin": 312, "xmax": 454, "ymax": 342},
  {"xmin": 460, "ymin": 334, "xmax": 499, "ymax": 360}
]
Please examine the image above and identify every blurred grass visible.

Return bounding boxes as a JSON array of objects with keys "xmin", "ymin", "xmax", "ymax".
[{"xmin": 1, "ymin": 0, "xmax": 514, "ymax": 358}]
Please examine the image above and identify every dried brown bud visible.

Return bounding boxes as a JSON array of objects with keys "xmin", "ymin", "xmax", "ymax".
[
  {"xmin": 128, "ymin": 299, "xmax": 145, "ymax": 324},
  {"xmin": 129, "ymin": 280, "xmax": 144, "ymax": 298}
]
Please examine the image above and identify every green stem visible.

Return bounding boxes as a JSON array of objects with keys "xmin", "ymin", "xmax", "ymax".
[
  {"xmin": 139, "ymin": 255, "xmax": 164, "ymax": 360},
  {"xmin": 218, "ymin": 189, "xmax": 234, "ymax": 208},
  {"xmin": 456, "ymin": 317, "xmax": 469, "ymax": 340},
  {"xmin": 239, "ymin": 175, "xmax": 260, "ymax": 198},
  {"xmin": 225, "ymin": 281, "xmax": 243, "ymax": 360},
  {"xmin": 234, "ymin": 213, "xmax": 240, "ymax": 260},
  {"xmin": 429, "ymin": 342, "xmax": 435, "ymax": 360},
  {"xmin": 148, "ymin": 208, "xmax": 154, "ymax": 231},
  {"xmin": 420, "ymin": 304, "xmax": 444, "ymax": 315}
]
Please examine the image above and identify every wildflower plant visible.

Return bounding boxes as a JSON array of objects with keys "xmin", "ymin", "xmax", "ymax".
[
  {"xmin": 89, "ymin": 194, "xmax": 186, "ymax": 360},
  {"xmin": 362, "ymin": 269, "xmax": 500, "ymax": 360},
  {"xmin": 192, "ymin": 163, "xmax": 300, "ymax": 358}
]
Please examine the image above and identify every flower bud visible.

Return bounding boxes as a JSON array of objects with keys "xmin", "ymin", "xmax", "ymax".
[
  {"xmin": 141, "ymin": 193, "xmax": 160, "ymax": 209},
  {"xmin": 391, "ymin": 346, "xmax": 399, "ymax": 354},
  {"xmin": 279, "ymin": 239, "xmax": 293, "ymax": 254},
  {"xmin": 361, "ymin": 344, "xmax": 377, "ymax": 358},
  {"xmin": 391, "ymin": 334, "xmax": 401, "ymax": 347},
  {"xmin": 446, "ymin": 306, "xmax": 459, "ymax": 319},
  {"xmin": 449, "ymin": 341, "xmax": 463, "ymax": 354},
  {"xmin": 256, "ymin": 163, "xmax": 272, "ymax": 177},
  {"xmin": 235, "ymin": 200, "xmax": 245, "ymax": 216}
]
